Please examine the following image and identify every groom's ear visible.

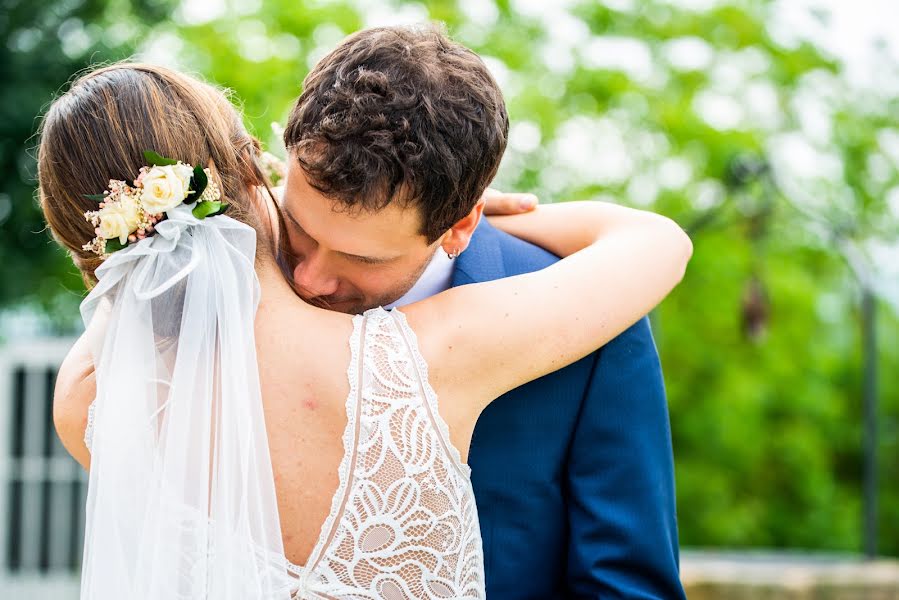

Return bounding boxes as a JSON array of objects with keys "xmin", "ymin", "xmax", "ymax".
[{"xmin": 440, "ymin": 198, "xmax": 486, "ymax": 256}]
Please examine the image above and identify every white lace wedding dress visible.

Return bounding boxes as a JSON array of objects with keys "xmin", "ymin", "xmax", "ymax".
[{"xmin": 86, "ymin": 307, "xmax": 486, "ymax": 600}]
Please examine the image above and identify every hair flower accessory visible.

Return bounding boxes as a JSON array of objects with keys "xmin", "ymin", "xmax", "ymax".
[{"xmin": 82, "ymin": 150, "xmax": 228, "ymax": 257}]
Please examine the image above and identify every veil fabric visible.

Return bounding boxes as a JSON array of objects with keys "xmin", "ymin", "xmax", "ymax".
[{"xmin": 79, "ymin": 204, "xmax": 292, "ymax": 599}]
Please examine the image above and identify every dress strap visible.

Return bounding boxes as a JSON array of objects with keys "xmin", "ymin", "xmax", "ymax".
[{"xmin": 386, "ymin": 307, "xmax": 471, "ymax": 478}]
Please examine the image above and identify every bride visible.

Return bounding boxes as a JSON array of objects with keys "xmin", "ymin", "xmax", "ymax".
[{"xmin": 40, "ymin": 63, "xmax": 691, "ymax": 599}]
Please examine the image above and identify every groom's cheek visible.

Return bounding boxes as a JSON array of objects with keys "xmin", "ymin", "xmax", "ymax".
[
  {"xmin": 349, "ymin": 266, "xmax": 391, "ymax": 292},
  {"xmin": 346, "ymin": 268, "xmax": 393, "ymax": 298}
]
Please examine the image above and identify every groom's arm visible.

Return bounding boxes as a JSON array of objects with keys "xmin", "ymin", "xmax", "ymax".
[{"xmin": 565, "ymin": 316, "xmax": 685, "ymax": 599}]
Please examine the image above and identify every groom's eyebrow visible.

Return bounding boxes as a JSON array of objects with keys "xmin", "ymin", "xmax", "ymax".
[{"xmin": 282, "ymin": 205, "xmax": 395, "ymax": 264}]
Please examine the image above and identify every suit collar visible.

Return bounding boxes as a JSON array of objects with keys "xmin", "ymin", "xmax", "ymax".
[{"xmin": 452, "ymin": 218, "xmax": 506, "ymax": 286}]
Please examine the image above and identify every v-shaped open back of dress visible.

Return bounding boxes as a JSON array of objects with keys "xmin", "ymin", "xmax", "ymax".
[{"xmin": 284, "ymin": 307, "xmax": 485, "ymax": 600}]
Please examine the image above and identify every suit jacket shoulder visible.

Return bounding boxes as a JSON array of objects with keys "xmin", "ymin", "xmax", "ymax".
[{"xmin": 453, "ymin": 219, "xmax": 558, "ymax": 287}]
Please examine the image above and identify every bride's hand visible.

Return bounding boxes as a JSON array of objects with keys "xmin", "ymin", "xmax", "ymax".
[{"xmin": 481, "ymin": 187, "xmax": 538, "ymax": 216}]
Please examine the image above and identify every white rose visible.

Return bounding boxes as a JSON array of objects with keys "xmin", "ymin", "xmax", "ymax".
[
  {"xmin": 140, "ymin": 163, "xmax": 194, "ymax": 214},
  {"xmin": 98, "ymin": 195, "xmax": 141, "ymax": 244}
]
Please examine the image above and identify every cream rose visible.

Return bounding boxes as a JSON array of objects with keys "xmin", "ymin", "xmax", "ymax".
[
  {"xmin": 140, "ymin": 163, "xmax": 194, "ymax": 214},
  {"xmin": 98, "ymin": 195, "xmax": 141, "ymax": 244}
]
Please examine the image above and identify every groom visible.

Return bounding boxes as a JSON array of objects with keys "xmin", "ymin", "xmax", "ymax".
[{"xmin": 279, "ymin": 26, "xmax": 685, "ymax": 599}]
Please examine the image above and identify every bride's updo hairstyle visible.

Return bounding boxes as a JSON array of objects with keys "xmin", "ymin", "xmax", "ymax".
[{"xmin": 38, "ymin": 63, "xmax": 273, "ymax": 285}]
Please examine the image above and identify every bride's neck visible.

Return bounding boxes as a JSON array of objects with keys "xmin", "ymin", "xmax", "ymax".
[
  {"xmin": 250, "ymin": 186, "xmax": 320, "ymax": 317},
  {"xmin": 255, "ymin": 258, "xmax": 309, "ymax": 313}
]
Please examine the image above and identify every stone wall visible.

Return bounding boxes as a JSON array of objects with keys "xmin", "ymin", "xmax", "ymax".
[{"xmin": 681, "ymin": 551, "xmax": 899, "ymax": 600}]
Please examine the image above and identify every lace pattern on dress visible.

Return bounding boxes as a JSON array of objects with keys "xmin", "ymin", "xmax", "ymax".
[
  {"xmin": 84, "ymin": 400, "xmax": 97, "ymax": 452},
  {"xmin": 294, "ymin": 307, "xmax": 485, "ymax": 599},
  {"xmin": 389, "ymin": 309, "xmax": 471, "ymax": 479}
]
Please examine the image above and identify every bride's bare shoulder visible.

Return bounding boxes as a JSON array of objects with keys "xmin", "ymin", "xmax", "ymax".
[{"xmin": 54, "ymin": 333, "xmax": 95, "ymax": 470}]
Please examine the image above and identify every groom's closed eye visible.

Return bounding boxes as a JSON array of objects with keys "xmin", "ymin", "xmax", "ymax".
[
  {"xmin": 283, "ymin": 207, "xmax": 393, "ymax": 266},
  {"xmin": 348, "ymin": 254, "xmax": 389, "ymax": 265},
  {"xmin": 337, "ymin": 248, "xmax": 397, "ymax": 265}
]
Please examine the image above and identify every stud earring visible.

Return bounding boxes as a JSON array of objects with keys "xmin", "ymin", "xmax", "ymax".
[{"xmin": 448, "ymin": 248, "xmax": 461, "ymax": 259}]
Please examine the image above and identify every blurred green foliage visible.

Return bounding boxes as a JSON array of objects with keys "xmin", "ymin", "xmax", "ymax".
[
  {"xmin": 0, "ymin": 0, "xmax": 178, "ymax": 327},
  {"xmin": 2, "ymin": 0, "xmax": 898, "ymax": 557}
]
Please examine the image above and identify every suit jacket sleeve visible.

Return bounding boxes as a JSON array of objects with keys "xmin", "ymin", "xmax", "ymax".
[{"xmin": 564, "ymin": 316, "xmax": 686, "ymax": 599}]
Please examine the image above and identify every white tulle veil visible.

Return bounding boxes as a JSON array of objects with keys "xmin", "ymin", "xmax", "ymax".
[{"xmin": 78, "ymin": 203, "xmax": 292, "ymax": 599}]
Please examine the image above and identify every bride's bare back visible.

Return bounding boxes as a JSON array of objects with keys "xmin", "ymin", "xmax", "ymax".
[
  {"xmin": 253, "ymin": 293, "xmax": 355, "ymax": 566},
  {"xmin": 255, "ymin": 268, "xmax": 486, "ymax": 572}
]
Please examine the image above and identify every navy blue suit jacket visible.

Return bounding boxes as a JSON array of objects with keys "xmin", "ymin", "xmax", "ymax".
[{"xmin": 452, "ymin": 220, "xmax": 685, "ymax": 599}]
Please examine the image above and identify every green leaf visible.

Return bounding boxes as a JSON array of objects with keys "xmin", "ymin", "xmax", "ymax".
[
  {"xmin": 143, "ymin": 150, "xmax": 178, "ymax": 167},
  {"xmin": 192, "ymin": 201, "xmax": 229, "ymax": 219},
  {"xmin": 104, "ymin": 238, "xmax": 127, "ymax": 253},
  {"xmin": 83, "ymin": 194, "xmax": 106, "ymax": 202},
  {"xmin": 209, "ymin": 202, "xmax": 230, "ymax": 217},
  {"xmin": 187, "ymin": 164, "xmax": 208, "ymax": 204}
]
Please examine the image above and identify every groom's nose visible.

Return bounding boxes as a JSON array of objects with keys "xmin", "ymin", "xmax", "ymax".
[{"xmin": 292, "ymin": 253, "xmax": 340, "ymax": 298}]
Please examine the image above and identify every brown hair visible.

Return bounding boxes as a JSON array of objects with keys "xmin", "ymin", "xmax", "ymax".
[
  {"xmin": 38, "ymin": 63, "xmax": 274, "ymax": 286},
  {"xmin": 284, "ymin": 25, "xmax": 509, "ymax": 243}
]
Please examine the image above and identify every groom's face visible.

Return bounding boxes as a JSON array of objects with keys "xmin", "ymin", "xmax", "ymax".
[{"xmin": 280, "ymin": 159, "xmax": 441, "ymax": 314}]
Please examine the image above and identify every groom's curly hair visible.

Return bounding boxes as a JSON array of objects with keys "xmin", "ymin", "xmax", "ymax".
[{"xmin": 284, "ymin": 25, "xmax": 509, "ymax": 243}]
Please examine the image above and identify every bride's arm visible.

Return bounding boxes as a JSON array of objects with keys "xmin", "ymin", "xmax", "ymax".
[
  {"xmin": 54, "ymin": 333, "xmax": 95, "ymax": 470},
  {"xmin": 482, "ymin": 189, "xmax": 623, "ymax": 258},
  {"xmin": 488, "ymin": 200, "xmax": 640, "ymax": 258},
  {"xmin": 53, "ymin": 298, "xmax": 113, "ymax": 471},
  {"xmin": 403, "ymin": 201, "xmax": 691, "ymax": 408}
]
